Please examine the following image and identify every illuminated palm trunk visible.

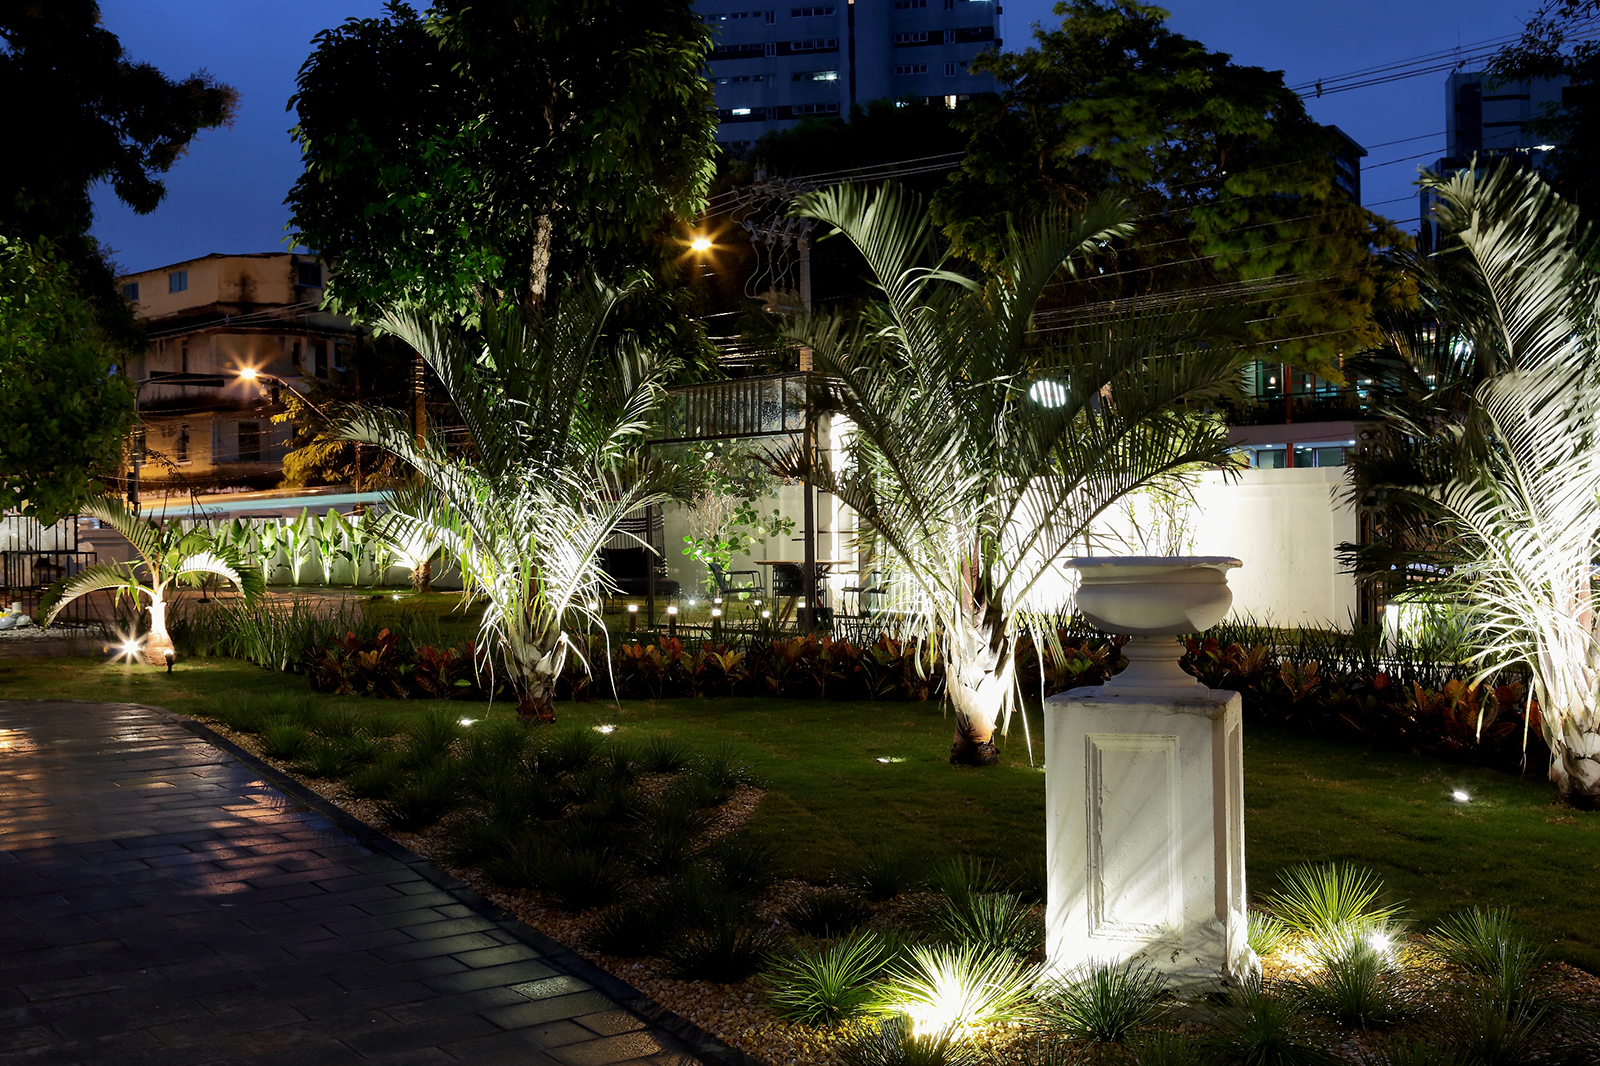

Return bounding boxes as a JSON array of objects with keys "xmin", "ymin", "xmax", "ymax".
[
  {"xmin": 504, "ymin": 625, "xmax": 564, "ymax": 723},
  {"xmin": 944, "ymin": 602, "xmax": 1014, "ymax": 766},
  {"xmin": 143, "ymin": 593, "xmax": 175, "ymax": 667},
  {"xmin": 1532, "ymin": 602, "xmax": 1600, "ymax": 808}
]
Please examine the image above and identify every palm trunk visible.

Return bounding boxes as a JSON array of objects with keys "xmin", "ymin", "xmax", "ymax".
[
  {"xmin": 506, "ymin": 629, "xmax": 563, "ymax": 723},
  {"xmin": 944, "ymin": 606, "xmax": 1012, "ymax": 766},
  {"xmin": 143, "ymin": 593, "xmax": 175, "ymax": 667},
  {"xmin": 1549, "ymin": 721, "xmax": 1600, "ymax": 809}
]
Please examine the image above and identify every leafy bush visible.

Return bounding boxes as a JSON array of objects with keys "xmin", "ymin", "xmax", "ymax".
[
  {"xmin": 839, "ymin": 1015, "xmax": 979, "ymax": 1066},
  {"xmin": 783, "ymin": 890, "xmax": 872, "ymax": 939},
  {"xmin": 869, "ymin": 944, "xmax": 1037, "ymax": 1033},
  {"xmin": 767, "ymin": 931, "xmax": 898, "ymax": 1026}
]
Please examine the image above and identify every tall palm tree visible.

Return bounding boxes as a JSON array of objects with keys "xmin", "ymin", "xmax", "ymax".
[
  {"xmin": 1402, "ymin": 163, "xmax": 1600, "ymax": 807},
  {"xmin": 41, "ymin": 496, "xmax": 265, "ymax": 665},
  {"xmin": 779, "ymin": 184, "xmax": 1248, "ymax": 764},
  {"xmin": 342, "ymin": 280, "xmax": 671, "ymax": 721}
]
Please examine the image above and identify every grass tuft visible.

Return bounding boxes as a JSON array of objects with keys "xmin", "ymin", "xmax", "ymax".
[
  {"xmin": 766, "ymin": 930, "xmax": 897, "ymax": 1025},
  {"xmin": 869, "ymin": 943, "xmax": 1037, "ymax": 1033},
  {"xmin": 842, "ymin": 842, "xmax": 927, "ymax": 902},
  {"xmin": 783, "ymin": 890, "xmax": 872, "ymax": 939},
  {"xmin": 375, "ymin": 763, "xmax": 462, "ymax": 831},
  {"xmin": 259, "ymin": 719, "xmax": 309, "ymax": 760},
  {"xmin": 586, "ymin": 901, "xmax": 671, "ymax": 957},
  {"xmin": 839, "ymin": 1015, "xmax": 980, "ymax": 1066},
  {"xmin": 1037, "ymin": 961, "xmax": 1168, "ymax": 1043},
  {"xmin": 927, "ymin": 890, "xmax": 1042, "ymax": 959},
  {"xmin": 1264, "ymin": 862, "xmax": 1405, "ymax": 953}
]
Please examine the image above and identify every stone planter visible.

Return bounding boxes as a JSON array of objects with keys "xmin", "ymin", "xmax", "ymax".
[{"xmin": 1043, "ymin": 555, "xmax": 1255, "ymax": 990}]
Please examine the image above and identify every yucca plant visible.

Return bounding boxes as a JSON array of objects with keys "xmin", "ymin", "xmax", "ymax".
[
  {"xmin": 1262, "ymin": 862, "xmax": 1405, "ymax": 953},
  {"xmin": 774, "ymin": 182, "xmax": 1247, "ymax": 763},
  {"xmin": 869, "ymin": 943, "xmax": 1039, "ymax": 1034},
  {"xmin": 1426, "ymin": 907, "xmax": 1548, "ymax": 1010},
  {"xmin": 342, "ymin": 281, "xmax": 674, "ymax": 721},
  {"xmin": 1292, "ymin": 939, "xmax": 1416, "ymax": 1029},
  {"xmin": 1248, "ymin": 910, "xmax": 1294, "ymax": 959},
  {"xmin": 41, "ymin": 495, "xmax": 264, "ymax": 665},
  {"xmin": 1037, "ymin": 961, "xmax": 1168, "ymax": 1044},
  {"xmin": 1202, "ymin": 977, "xmax": 1337, "ymax": 1066},
  {"xmin": 839, "ymin": 1015, "xmax": 980, "ymax": 1066},
  {"xmin": 928, "ymin": 890, "xmax": 1043, "ymax": 959},
  {"xmin": 766, "ymin": 930, "xmax": 898, "ymax": 1025}
]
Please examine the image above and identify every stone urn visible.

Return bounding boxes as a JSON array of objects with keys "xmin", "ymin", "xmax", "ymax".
[{"xmin": 1069, "ymin": 556, "xmax": 1241, "ymax": 697}]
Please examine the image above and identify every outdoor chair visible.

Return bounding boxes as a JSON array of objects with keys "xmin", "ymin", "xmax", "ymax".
[
  {"xmin": 841, "ymin": 570, "xmax": 890, "ymax": 617},
  {"xmin": 708, "ymin": 563, "xmax": 764, "ymax": 601}
]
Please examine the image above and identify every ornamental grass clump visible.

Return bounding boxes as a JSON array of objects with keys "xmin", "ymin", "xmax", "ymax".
[
  {"xmin": 705, "ymin": 832, "xmax": 785, "ymax": 896},
  {"xmin": 376, "ymin": 763, "xmax": 462, "ymax": 831},
  {"xmin": 537, "ymin": 848, "xmax": 630, "ymax": 912},
  {"xmin": 1263, "ymin": 862, "xmax": 1405, "ymax": 954},
  {"xmin": 663, "ymin": 919, "xmax": 779, "ymax": 983},
  {"xmin": 640, "ymin": 735, "xmax": 693, "ymax": 773},
  {"xmin": 292, "ymin": 739, "xmax": 350, "ymax": 779},
  {"xmin": 869, "ymin": 944, "xmax": 1038, "ymax": 1035},
  {"xmin": 1425, "ymin": 907, "xmax": 1548, "ymax": 1010},
  {"xmin": 1036, "ymin": 961, "xmax": 1168, "ymax": 1044},
  {"xmin": 844, "ymin": 842, "xmax": 928, "ymax": 902},
  {"xmin": 767, "ymin": 930, "xmax": 898, "ymax": 1025},
  {"xmin": 259, "ymin": 719, "xmax": 309, "ymax": 760},
  {"xmin": 1248, "ymin": 910, "xmax": 1294, "ymax": 959},
  {"xmin": 928, "ymin": 890, "xmax": 1043, "ymax": 960},
  {"xmin": 1202, "ymin": 977, "xmax": 1336, "ymax": 1066},
  {"xmin": 1292, "ymin": 938, "xmax": 1417, "ymax": 1029},
  {"xmin": 783, "ymin": 889, "xmax": 873, "ymax": 939},
  {"xmin": 586, "ymin": 901, "xmax": 670, "ymax": 957},
  {"xmin": 839, "ymin": 1015, "xmax": 980, "ymax": 1066}
]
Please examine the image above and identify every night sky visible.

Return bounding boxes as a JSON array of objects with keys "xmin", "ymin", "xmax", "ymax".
[{"xmin": 90, "ymin": 0, "xmax": 1530, "ymax": 275}]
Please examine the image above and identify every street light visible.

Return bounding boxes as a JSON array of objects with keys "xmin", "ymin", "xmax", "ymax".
[
  {"xmin": 689, "ymin": 236, "xmax": 713, "ymax": 253},
  {"xmin": 238, "ymin": 367, "xmax": 333, "ymax": 421}
]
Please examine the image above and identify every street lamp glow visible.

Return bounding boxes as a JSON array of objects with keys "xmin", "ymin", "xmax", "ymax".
[
  {"xmin": 689, "ymin": 236, "xmax": 713, "ymax": 252},
  {"xmin": 238, "ymin": 367, "xmax": 259, "ymax": 381}
]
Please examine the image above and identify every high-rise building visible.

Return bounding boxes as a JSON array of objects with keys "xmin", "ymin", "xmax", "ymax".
[
  {"xmin": 697, "ymin": 0, "xmax": 1001, "ymax": 153},
  {"xmin": 1420, "ymin": 70, "xmax": 1569, "ymax": 247}
]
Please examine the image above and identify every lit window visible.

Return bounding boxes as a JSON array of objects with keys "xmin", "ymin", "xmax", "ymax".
[
  {"xmin": 732, "ymin": 107, "xmax": 753, "ymax": 115},
  {"xmin": 792, "ymin": 69, "xmax": 839, "ymax": 82}
]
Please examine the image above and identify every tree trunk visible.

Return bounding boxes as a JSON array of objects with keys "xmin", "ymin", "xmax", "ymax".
[
  {"xmin": 142, "ymin": 594, "xmax": 175, "ymax": 667},
  {"xmin": 944, "ymin": 607, "xmax": 1013, "ymax": 766},
  {"xmin": 1550, "ymin": 722, "xmax": 1600, "ymax": 809},
  {"xmin": 507, "ymin": 630, "xmax": 563, "ymax": 724}
]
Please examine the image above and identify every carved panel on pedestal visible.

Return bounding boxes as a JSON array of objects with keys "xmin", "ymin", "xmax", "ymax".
[{"xmin": 1085, "ymin": 733, "xmax": 1181, "ymax": 940}]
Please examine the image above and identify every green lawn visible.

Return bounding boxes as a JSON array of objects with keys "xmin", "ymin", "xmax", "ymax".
[{"xmin": 4, "ymin": 653, "xmax": 1596, "ymax": 971}]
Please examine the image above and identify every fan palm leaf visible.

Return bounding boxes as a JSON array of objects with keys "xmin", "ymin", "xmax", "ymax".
[{"xmin": 773, "ymin": 183, "xmax": 1248, "ymax": 762}]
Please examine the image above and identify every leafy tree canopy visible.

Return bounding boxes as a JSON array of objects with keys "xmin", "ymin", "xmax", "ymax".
[
  {"xmin": 287, "ymin": 0, "xmax": 719, "ymax": 322},
  {"xmin": 932, "ymin": 0, "xmax": 1411, "ymax": 378},
  {"xmin": 0, "ymin": 0, "xmax": 237, "ymax": 347},
  {"xmin": 747, "ymin": 97, "xmax": 966, "ymax": 194},
  {"xmin": 0, "ymin": 238, "xmax": 136, "ymax": 523},
  {"xmin": 1493, "ymin": 1, "xmax": 1600, "ymax": 211}
]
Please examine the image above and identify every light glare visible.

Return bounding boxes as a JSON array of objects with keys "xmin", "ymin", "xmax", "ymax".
[{"xmin": 1451, "ymin": 790, "xmax": 1470, "ymax": 803}]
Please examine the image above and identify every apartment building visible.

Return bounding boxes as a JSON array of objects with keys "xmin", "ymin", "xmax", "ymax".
[
  {"xmin": 698, "ymin": 0, "xmax": 1001, "ymax": 152},
  {"xmin": 117, "ymin": 252, "xmax": 361, "ymax": 496}
]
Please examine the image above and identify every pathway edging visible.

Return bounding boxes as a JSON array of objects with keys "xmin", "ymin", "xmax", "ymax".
[{"xmin": 166, "ymin": 708, "xmax": 766, "ymax": 1066}]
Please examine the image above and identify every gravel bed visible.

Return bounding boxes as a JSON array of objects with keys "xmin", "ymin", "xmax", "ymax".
[{"xmin": 191, "ymin": 714, "xmax": 1600, "ymax": 1066}]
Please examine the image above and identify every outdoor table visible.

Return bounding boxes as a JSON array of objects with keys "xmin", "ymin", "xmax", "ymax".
[{"xmin": 752, "ymin": 559, "xmax": 850, "ymax": 622}]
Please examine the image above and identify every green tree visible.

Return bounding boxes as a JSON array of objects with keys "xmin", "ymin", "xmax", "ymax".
[
  {"xmin": 287, "ymin": 0, "xmax": 718, "ymax": 321},
  {"xmin": 0, "ymin": 1, "xmax": 237, "ymax": 347},
  {"xmin": 1492, "ymin": 1, "xmax": 1600, "ymax": 211},
  {"xmin": 780, "ymin": 184, "xmax": 1246, "ymax": 765},
  {"xmin": 0, "ymin": 238, "xmax": 135, "ymax": 523},
  {"xmin": 932, "ymin": 0, "xmax": 1409, "ymax": 379}
]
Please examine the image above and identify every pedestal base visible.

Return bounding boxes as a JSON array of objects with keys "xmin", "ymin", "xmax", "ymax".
[{"xmin": 1043, "ymin": 684, "xmax": 1256, "ymax": 991}]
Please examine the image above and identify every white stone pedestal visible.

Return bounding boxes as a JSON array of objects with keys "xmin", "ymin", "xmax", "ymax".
[{"xmin": 1044, "ymin": 682, "xmax": 1256, "ymax": 990}]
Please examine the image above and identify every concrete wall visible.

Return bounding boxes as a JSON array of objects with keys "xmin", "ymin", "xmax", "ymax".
[{"xmin": 1186, "ymin": 467, "xmax": 1359, "ymax": 629}]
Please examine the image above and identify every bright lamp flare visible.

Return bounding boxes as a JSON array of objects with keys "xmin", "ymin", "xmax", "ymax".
[
  {"xmin": 1029, "ymin": 379, "xmax": 1069, "ymax": 408},
  {"xmin": 239, "ymin": 367, "xmax": 259, "ymax": 381},
  {"xmin": 689, "ymin": 236, "xmax": 713, "ymax": 252},
  {"xmin": 1451, "ymin": 790, "xmax": 1470, "ymax": 803}
]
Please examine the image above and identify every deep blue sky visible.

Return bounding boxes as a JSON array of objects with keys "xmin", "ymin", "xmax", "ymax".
[{"xmin": 91, "ymin": 0, "xmax": 1531, "ymax": 274}]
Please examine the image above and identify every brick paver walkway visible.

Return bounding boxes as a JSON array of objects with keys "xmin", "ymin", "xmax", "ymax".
[{"xmin": 0, "ymin": 701, "xmax": 739, "ymax": 1066}]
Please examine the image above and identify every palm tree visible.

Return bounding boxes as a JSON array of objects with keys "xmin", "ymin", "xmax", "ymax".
[
  {"xmin": 41, "ymin": 496, "xmax": 265, "ymax": 665},
  {"xmin": 779, "ymin": 184, "xmax": 1248, "ymax": 764},
  {"xmin": 1398, "ymin": 163, "xmax": 1600, "ymax": 807},
  {"xmin": 342, "ymin": 280, "xmax": 671, "ymax": 721}
]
